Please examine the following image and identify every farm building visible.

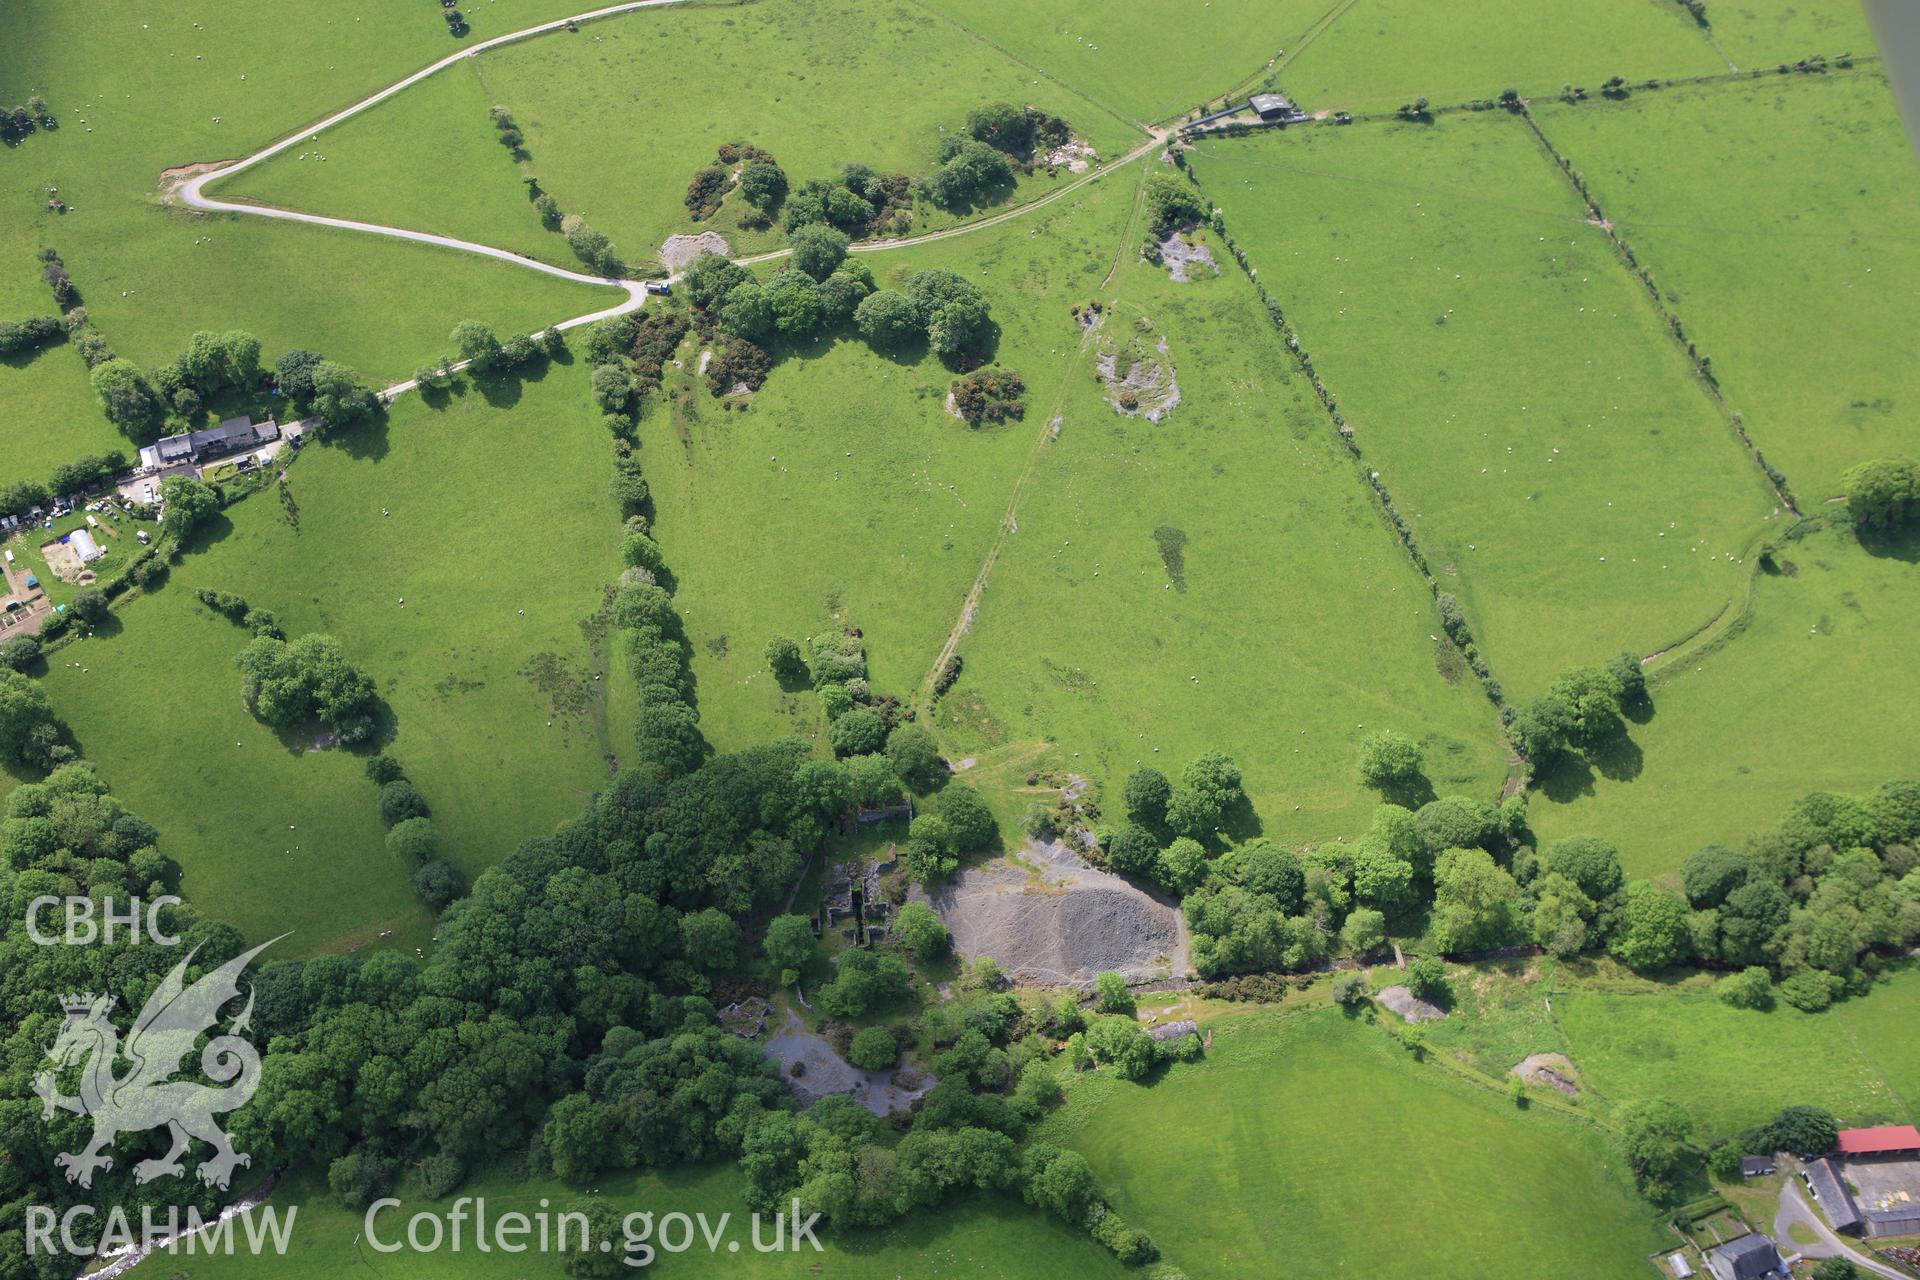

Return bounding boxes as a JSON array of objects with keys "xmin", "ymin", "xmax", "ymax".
[
  {"xmin": 1805, "ymin": 1157, "xmax": 1865, "ymax": 1233},
  {"xmin": 68, "ymin": 528, "xmax": 106, "ymax": 563},
  {"xmin": 1866, "ymin": 1204, "xmax": 1920, "ymax": 1236},
  {"xmin": 1703, "ymin": 1233, "xmax": 1783, "ymax": 1280},
  {"xmin": 139, "ymin": 415, "xmax": 279, "ymax": 470},
  {"xmin": 1835, "ymin": 1125, "xmax": 1920, "ymax": 1157},
  {"xmin": 1250, "ymin": 91, "xmax": 1296, "ymax": 120},
  {"xmin": 1740, "ymin": 1156, "xmax": 1775, "ymax": 1177}
]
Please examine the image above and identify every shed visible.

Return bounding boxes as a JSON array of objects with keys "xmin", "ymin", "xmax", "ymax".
[
  {"xmin": 1250, "ymin": 91, "xmax": 1295, "ymax": 120},
  {"xmin": 1741, "ymin": 1156, "xmax": 1776, "ymax": 1177},
  {"xmin": 69, "ymin": 528, "xmax": 105, "ymax": 563},
  {"xmin": 1865, "ymin": 1207, "xmax": 1920, "ymax": 1238},
  {"xmin": 1835, "ymin": 1125, "xmax": 1920, "ymax": 1157},
  {"xmin": 1704, "ymin": 1233, "xmax": 1782, "ymax": 1280},
  {"xmin": 1805, "ymin": 1157, "xmax": 1864, "ymax": 1233}
]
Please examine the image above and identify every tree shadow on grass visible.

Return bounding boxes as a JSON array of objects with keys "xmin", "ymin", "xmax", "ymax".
[
  {"xmin": 1622, "ymin": 687, "xmax": 1655, "ymax": 727},
  {"xmin": 1219, "ymin": 794, "xmax": 1263, "ymax": 844},
  {"xmin": 263, "ymin": 698, "xmax": 397, "ymax": 758},
  {"xmin": 1587, "ymin": 729, "xmax": 1644, "ymax": 783},
  {"xmin": 325, "ymin": 406, "xmax": 391, "ymax": 463},
  {"xmin": 472, "ymin": 369, "xmax": 524, "ymax": 411},
  {"xmin": 1855, "ymin": 522, "xmax": 1920, "ymax": 564},
  {"xmin": 1378, "ymin": 773, "xmax": 1439, "ymax": 810},
  {"xmin": 172, "ymin": 509, "xmax": 236, "ymax": 556},
  {"xmin": 1535, "ymin": 753, "xmax": 1597, "ymax": 804},
  {"xmin": 1, "ymin": 341, "xmax": 58, "ymax": 373}
]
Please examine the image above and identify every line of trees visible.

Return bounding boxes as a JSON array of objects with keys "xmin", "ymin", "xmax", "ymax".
[
  {"xmin": 0, "ymin": 312, "xmax": 61, "ymax": 355},
  {"xmin": 0, "ymin": 450, "xmax": 128, "ymax": 517}
]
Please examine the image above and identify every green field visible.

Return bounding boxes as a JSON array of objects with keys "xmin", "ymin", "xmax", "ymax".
[
  {"xmin": 635, "ymin": 170, "xmax": 1140, "ymax": 756},
  {"xmin": 1278, "ymin": 0, "xmax": 1724, "ymax": 116},
  {"xmin": 1188, "ymin": 112, "xmax": 1777, "ymax": 696},
  {"xmin": 1042, "ymin": 1008, "xmax": 1668, "ymax": 1279},
  {"xmin": 1535, "ymin": 72, "xmax": 1920, "ymax": 500},
  {"xmin": 1833, "ymin": 964, "xmax": 1920, "ymax": 1117},
  {"xmin": 918, "ymin": 0, "xmax": 1329, "ymax": 123},
  {"xmin": 7, "ymin": 362, "xmax": 626, "ymax": 953},
  {"xmin": 0, "ymin": 0, "xmax": 620, "ymax": 438},
  {"xmin": 0, "ymin": 347, "xmax": 126, "ymax": 492},
  {"xmin": 173, "ymin": 1163, "xmax": 1134, "ymax": 1278},
  {"xmin": 213, "ymin": 55, "xmax": 558, "ymax": 264},
  {"xmin": 1553, "ymin": 965, "xmax": 1920, "ymax": 1139},
  {"xmin": 1530, "ymin": 519, "xmax": 1920, "ymax": 878},
  {"xmin": 224, "ymin": 0, "xmax": 1145, "ymax": 275},
  {"xmin": 939, "ymin": 215, "xmax": 1507, "ymax": 840},
  {"xmin": 1705, "ymin": 0, "xmax": 1877, "ymax": 69}
]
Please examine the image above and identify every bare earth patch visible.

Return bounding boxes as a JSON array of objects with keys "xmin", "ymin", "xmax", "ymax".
[
  {"xmin": 1045, "ymin": 138, "xmax": 1098, "ymax": 173},
  {"xmin": 1510, "ymin": 1052, "xmax": 1580, "ymax": 1097},
  {"xmin": 1157, "ymin": 232, "xmax": 1220, "ymax": 283},
  {"xmin": 1096, "ymin": 333, "xmax": 1181, "ymax": 422},
  {"xmin": 658, "ymin": 230, "xmax": 731, "ymax": 270},
  {"xmin": 761, "ymin": 1009, "xmax": 934, "ymax": 1116},
  {"xmin": 1377, "ymin": 985, "xmax": 1448, "ymax": 1023},
  {"xmin": 918, "ymin": 838, "xmax": 1185, "ymax": 986}
]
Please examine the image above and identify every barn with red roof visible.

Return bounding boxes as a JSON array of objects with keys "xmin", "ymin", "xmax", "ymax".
[{"xmin": 1834, "ymin": 1125, "xmax": 1920, "ymax": 1157}]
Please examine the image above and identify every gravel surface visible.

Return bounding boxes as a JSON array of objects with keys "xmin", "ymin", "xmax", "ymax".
[
  {"xmin": 761, "ymin": 1010, "xmax": 933, "ymax": 1116},
  {"xmin": 920, "ymin": 839, "xmax": 1185, "ymax": 986},
  {"xmin": 1510, "ymin": 1052, "xmax": 1580, "ymax": 1096},
  {"xmin": 1158, "ymin": 232, "xmax": 1220, "ymax": 283},
  {"xmin": 658, "ymin": 230, "xmax": 732, "ymax": 268},
  {"xmin": 1377, "ymin": 985, "xmax": 1448, "ymax": 1023}
]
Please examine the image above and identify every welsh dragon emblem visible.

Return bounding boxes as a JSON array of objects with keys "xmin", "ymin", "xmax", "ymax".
[{"xmin": 33, "ymin": 937, "xmax": 280, "ymax": 1191}]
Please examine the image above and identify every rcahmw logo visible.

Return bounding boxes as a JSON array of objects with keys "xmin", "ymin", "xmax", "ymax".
[{"xmin": 27, "ymin": 937, "xmax": 294, "ymax": 1261}]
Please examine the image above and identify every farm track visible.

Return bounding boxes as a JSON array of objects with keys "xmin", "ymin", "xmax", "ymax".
[
  {"xmin": 168, "ymin": 0, "xmax": 1167, "ymax": 405},
  {"xmin": 910, "ymin": 157, "xmax": 1157, "ymax": 710}
]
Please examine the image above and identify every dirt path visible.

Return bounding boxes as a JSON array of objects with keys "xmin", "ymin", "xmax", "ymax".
[
  {"xmin": 165, "ymin": 0, "xmax": 1167, "ymax": 423},
  {"xmin": 738, "ymin": 127, "xmax": 1170, "ymax": 273},
  {"xmin": 910, "ymin": 157, "xmax": 1155, "ymax": 710}
]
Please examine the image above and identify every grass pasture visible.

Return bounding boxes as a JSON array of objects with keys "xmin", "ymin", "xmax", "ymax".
[
  {"xmin": 229, "ymin": 0, "xmax": 1146, "ymax": 276},
  {"xmin": 1705, "ymin": 0, "xmax": 1877, "ymax": 69},
  {"xmin": 173, "ymin": 1163, "xmax": 1134, "ymax": 1279},
  {"xmin": 1188, "ymin": 112, "xmax": 1777, "ymax": 696},
  {"xmin": 1535, "ymin": 71, "xmax": 1920, "ymax": 500},
  {"xmin": 11, "ymin": 361, "xmax": 626, "ymax": 953},
  {"xmin": 16, "ymin": 583, "xmax": 429, "ymax": 956},
  {"xmin": 938, "ymin": 227, "xmax": 1508, "ymax": 842},
  {"xmin": 916, "ymin": 0, "xmax": 1331, "ymax": 123},
  {"xmin": 1277, "ymin": 0, "xmax": 1725, "ymax": 116},
  {"xmin": 634, "ymin": 171, "xmax": 1140, "ymax": 756},
  {"xmin": 0, "ymin": 347, "xmax": 126, "ymax": 493},
  {"xmin": 1530, "ymin": 519, "xmax": 1920, "ymax": 878},
  {"xmin": 1552, "ymin": 968, "xmax": 1920, "ymax": 1139},
  {"xmin": 209, "ymin": 57, "xmax": 559, "ymax": 266},
  {"xmin": 466, "ymin": 0, "xmax": 1144, "ymax": 249},
  {"xmin": 0, "ymin": 0, "xmax": 621, "ymax": 408},
  {"xmin": 58, "ymin": 214, "xmax": 615, "ymax": 387},
  {"xmin": 1042, "ymin": 1008, "xmax": 1667, "ymax": 1279}
]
